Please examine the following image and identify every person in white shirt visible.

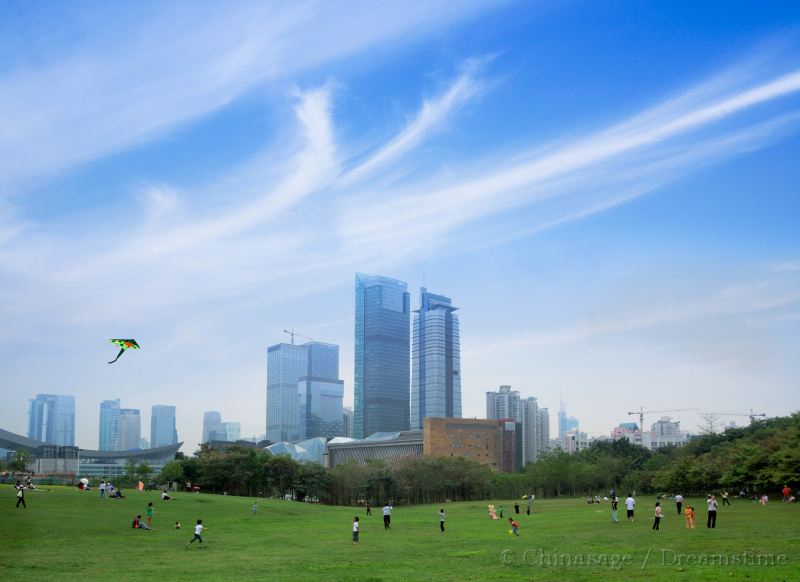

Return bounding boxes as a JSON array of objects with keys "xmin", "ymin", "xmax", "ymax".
[
  {"xmin": 186, "ymin": 519, "xmax": 205, "ymax": 549},
  {"xmin": 99, "ymin": 480, "xmax": 106, "ymax": 498},
  {"xmin": 707, "ymin": 495, "xmax": 718, "ymax": 528},
  {"xmin": 652, "ymin": 502, "xmax": 662, "ymax": 530},
  {"xmin": 352, "ymin": 516, "xmax": 359, "ymax": 544},
  {"xmin": 382, "ymin": 503, "xmax": 392, "ymax": 529},
  {"xmin": 625, "ymin": 495, "xmax": 635, "ymax": 522},
  {"xmin": 675, "ymin": 493, "xmax": 684, "ymax": 515}
]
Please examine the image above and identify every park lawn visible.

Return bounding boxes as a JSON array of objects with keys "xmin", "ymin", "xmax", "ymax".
[{"xmin": 1, "ymin": 485, "xmax": 798, "ymax": 581}]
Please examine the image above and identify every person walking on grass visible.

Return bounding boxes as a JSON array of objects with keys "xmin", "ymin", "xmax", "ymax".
[
  {"xmin": 146, "ymin": 502, "xmax": 154, "ymax": 528},
  {"xmin": 675, "ymin": 493, "xmax": 683, "ymax": 515},
  {"xmin": 707, "ymin": 495, "xmax": 717, "ymax": 528},
  {"xmin": 652, "ymin": 502, "xmax": 662, "ymax": 530},
  {"xmin": 439, "ymin": 509, "xmax": 445, "ymax": 533},
  {"xmin": 611, "ymin": 496, "xmax": 619, "ymax": 523},
  {"xmin": 383, "ymin": 502, "xmax": 392, "ymax": 529},
  {"xmin": 366, "ymin": 502, "xmax": 371, "ymax": 516},
  {"xmin": 499, "ymin": 505, "xmax": 504, "ymax": 519},
  {"xmin": 721, "ymin": 491, "xmax": 731, "ymax": 507},
  {"xmin": 514, "ymin": 502, "xmax": 520, "ymax": 514},
  {"xmin": 625, "ymin": 494, "xmax": 635, "ymax": 522},
  {"xmin": 352, "ymin": 516, "xmax": 359, "ymax": 544},
  {"xmin": 15, "ymin": 484, "xmax": 26, "ymax": 508},
  {"xmin": 186, "ymin": 519, "xmax": 205, "ymax": 549}
]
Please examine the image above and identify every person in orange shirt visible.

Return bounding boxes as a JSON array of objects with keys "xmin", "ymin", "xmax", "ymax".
[
  {"xmin": 684, "ymin": 506, "xmax": 695, "ymax": 529},
  {"xmin": 783, "ymin": 485, "xmax": 791, "ymax": 502}
]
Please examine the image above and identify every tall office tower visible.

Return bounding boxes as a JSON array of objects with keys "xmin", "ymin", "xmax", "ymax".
[
  {"xmin": 410, "ymin": 288, "xmax": 461, "ymax": 430},
  {"xmin": 520, "ymin": 396, "xmax": 541, "ymax": 465},
  {"xmin": 486, "ymin": 386, "xmax": 521, "ymax": 422},
  {"xmin": 99, "ymin": 399, "xmax": 121, "ymax": 451},
  {"xmin": 267, "ymin": 343, "xmax": 308, "ymax": 442},
  {"xmin": 298, "ymin": 342, "xmax": 344, "ymax": 439},
  {"xmin": 557, "ymin": 401, "xmax": 579, "ymax": 442},
  {"xmin": 342, "ymin": 407, "xmax": 353, "ymax": 438},
  {"xmin": 537, "ymin": 407, "xmax": 550, "ymax": 455},
  {"xmin": 139, "ymin": 438, "xmax": 149, "ymax": 449},
  {"xmin": 354, "ymin": 273, "xmax": 410, "ymax": 439},
  {"xmin": 116, "ymin": 409, "xmax": 141, "ymax": 450},
  {"xmin": 150, "ymin": 405, "xmax": 178, "ymax": 448},
  {"xmin": 202, "ymin": 411, "xmax": 222, "ymax": 443},
  {"xmin": 27, "ymin": 394, "xmax": 75, "ymax": 446}
]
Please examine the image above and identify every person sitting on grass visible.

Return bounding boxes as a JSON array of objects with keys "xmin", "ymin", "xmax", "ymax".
[
  {"xmin": 132, "ymin": 515, "xmax": 150, "ymax": 530},
  {"xmin": 161, "ymin": 490, "xmax": 173, "ymax": 501}
]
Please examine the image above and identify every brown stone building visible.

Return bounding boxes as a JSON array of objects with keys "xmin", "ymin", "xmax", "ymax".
[{"xmin": 423, "ymin": 417, "xmax": 504, "ymax": 471}]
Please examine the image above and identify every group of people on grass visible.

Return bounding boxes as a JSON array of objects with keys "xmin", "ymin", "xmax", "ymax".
[{"xmin": 606, "ymin": 490, "xmax": 743, "ymax": 530}]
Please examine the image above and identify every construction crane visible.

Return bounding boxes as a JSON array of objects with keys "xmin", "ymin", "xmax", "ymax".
[
  {"xmin": 703, "ymin": 410, "xmax": 766, "ymax": 424},
  {"xmin": 282, "ymin": 328, "xmax": 313, "ymax": 345},
  {"xmin": 627, "ymin": 407, "xmax": 699, "ymax": 432}
]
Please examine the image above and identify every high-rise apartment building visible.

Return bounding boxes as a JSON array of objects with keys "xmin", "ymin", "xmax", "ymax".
[
  {"xmin": 486, "ymin": 386, "xmax": 520, "ymax": 422},
  {"xmin": 354, "ymin": 273, "xmax": 410, "ymax": 439},
  {"xmin": 99, "ymin": 399, "xmax": 120, "ymax": 451},
  {"xmin": 27, "ymin": 394, "xmax": 75, "ymax": 446},
  {"xmin": 488, "ymin": 386, "xmax": 549, "ymax": 466},
  {"xmin": 202, "ymin": 411, "xmax": 222, "ymax": 443},
  {"xmin": 116, "ymin": 409, "xmax": 141, "ymax": 450},
  {"xmin": 411, "ymin": 288, "xmax": 461, "ymax": 430},
  {"xmin": 150, "ymin": 405, "xmax": 178, "ymax": 448}
]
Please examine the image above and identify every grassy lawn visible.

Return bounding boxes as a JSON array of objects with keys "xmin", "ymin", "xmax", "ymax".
[{"xmin": 1, "ymin": 485, "xmax": 798, "ymax": 581}]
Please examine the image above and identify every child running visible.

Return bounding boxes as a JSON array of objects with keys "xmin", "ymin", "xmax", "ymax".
[
  {"xmin": 352, "ymin": 516, "xmax": 359, "ymax": 544},
  {"xmin": 186, "ymin": 519, "xmax": 205, "ymax": 549},
  {"xmin": 508, "ymin": 517, "xmax": 520, "ymax": 536}
]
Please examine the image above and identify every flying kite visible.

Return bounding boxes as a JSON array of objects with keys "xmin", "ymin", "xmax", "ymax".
[{"xmin": 108, "ymin": 339, "xmax": 140, "ymax": 364}]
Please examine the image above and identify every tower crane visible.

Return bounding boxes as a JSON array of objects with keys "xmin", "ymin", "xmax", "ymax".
[
  {"xmin": 282, "ymin": 329, "xmax": 314, "ymax": 345},
  {"xmin": 627, "ymin": 407, "xmax": 699, "ymax": 432},
  {"xmin": 703, "ymin": 410, "xmax": 766, "ymax": 424}
]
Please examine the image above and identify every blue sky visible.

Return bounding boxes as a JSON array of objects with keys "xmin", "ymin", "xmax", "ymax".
[{"xmin": 1, "ymin": 1, "xmax": 798, "ymax": 450}]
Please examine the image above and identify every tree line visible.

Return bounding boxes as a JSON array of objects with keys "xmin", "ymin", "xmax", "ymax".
[{"xmin": 5, "ymin": 413, "xmax": 794, "ymax": 503}]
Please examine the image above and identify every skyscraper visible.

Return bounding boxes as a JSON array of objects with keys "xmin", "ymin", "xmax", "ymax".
[
  {"xmin": 354, "ymin": 273, "xmax": 410, "ymax": 439},
  {"xmin": 27, "ymin": 394, "xmax": 75, "ymax": 446},
  {"xmin": 150, "ymin": 405, "xmax": 177, "ymax": 448},
  {"xmin": 342, "ymin": 407, "xmax": 353, "ymax": 438},
  {"xmin": 202, "ymin": 411, "xmax": 222, "ymax": 443},
  {"xmin": 216, "ymin": 421, "xmax": 241, "ymax": 442},
  {"xmin": 538, "ymin": 407, "xmax": 550, "ymax": 455},
  {"xmin": 298, "ymin": 342, "xmax": 344, "ymax": 439},
  {"xmin": 266, "ymin": 343, "xmax": 308, "ymax": 442},
  {"xmin": 99, "ymin": 399, "xmax": 120, "ymax": 451},
  {"xmin": 116, "ymin": 409, "xmax": 141, "ymax": 450},
  {"xmin": 411, "ymin": 288, "xmax": 461, "ymax": 430},
  {"xmin": 558, "ymin": 400, "xmax": 579, "ymax": 442}
]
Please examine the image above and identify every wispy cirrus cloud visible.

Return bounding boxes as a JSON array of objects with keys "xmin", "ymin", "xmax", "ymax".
[{"xmin": 0, "ymin": 0, "xmax": 498, "ymax": 192}]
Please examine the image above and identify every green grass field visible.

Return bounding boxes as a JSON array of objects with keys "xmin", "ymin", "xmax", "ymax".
[{"xmin": 1, "ymin": 485, "xmax": 798, "ymax": 581}]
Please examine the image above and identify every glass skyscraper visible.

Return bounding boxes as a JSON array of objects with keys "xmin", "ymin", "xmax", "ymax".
[
  {"xmin": 99, "ymin": 399, "xmax": 120, "ymax": 451},
  {"xmin": 267, "ymin": 343, "xmax": 308, "ymax": 442},
  {"xmin": 202, "ymin": 411, "xmax": 222, "ymax": 443},
  {"xmin": 267, "ymin": 341, "xmax": 344, "ymax": 442},
  {"xmin": 298, "ymin": 342, "xmax": 344, "ymax": 439},
  {"xmin": 150, "ymin": 405, "xmax": 178, "ymax": 448},
  {"xmin": 116, "ymin": 408, "xmax": 141, "ymax": 450},
  {"xmin": 354, "ymin": 273, "xmax": 410, "ymax": 439},
  {"xmin": 411, "ymin": 288, "xmax": 461, "ymax": 430},
  {"xmin": 27, "ymin": 394, "xmax": 75, "ymax": 446}
]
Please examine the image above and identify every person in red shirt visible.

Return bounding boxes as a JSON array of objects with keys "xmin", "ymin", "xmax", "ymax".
[
  {"xmin": 783, "ymin": 485, "xmax": 792, "ymax": 502},
  {"xmin": 508, "ymin": 517, "xmax": 520, "ymax": 536}
]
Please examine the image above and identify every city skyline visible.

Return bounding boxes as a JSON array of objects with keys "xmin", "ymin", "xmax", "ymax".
[{"xmin": 1, "ymin": 2, "xmax": 798, "ymax": 450}]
